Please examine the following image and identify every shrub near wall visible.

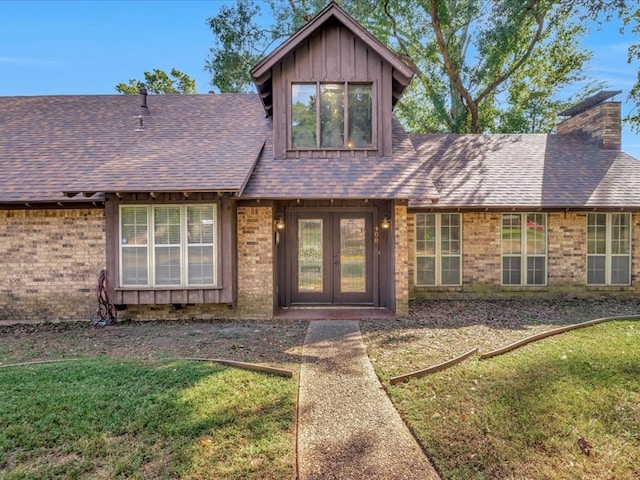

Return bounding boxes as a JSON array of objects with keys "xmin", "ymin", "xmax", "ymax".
[{"xmin": 0, "ymin": 209, "xmax": 105, "ymax": 322}]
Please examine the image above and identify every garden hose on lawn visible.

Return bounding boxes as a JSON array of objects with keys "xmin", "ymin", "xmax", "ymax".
[
  {"xmin": 93, "ymin": 269, "xmax": 117, "ymax": 327},
  {"xmin": 390, "ymin": 314, "xmax": 640, "ymax": 384},
  {"xmin": 0, "ymin": 357, "xmax": 293, "ymax": 377}
]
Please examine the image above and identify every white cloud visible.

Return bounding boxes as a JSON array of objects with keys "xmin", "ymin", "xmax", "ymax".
[{"xmin": 0, "ymin": 56, "xmax": 60, "ymax": 65}]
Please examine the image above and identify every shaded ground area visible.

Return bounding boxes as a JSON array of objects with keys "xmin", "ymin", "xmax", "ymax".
[
  {"xmin": 1, "ymin": 296, "xmax": 639, "ymax": 479},
  {"xmin": 0, "ymin": 319, "xmax": 309, "ymax": 372},
  {"xmin": 2, "ymin": 296, "xmax": 639, "ymax": 374}
]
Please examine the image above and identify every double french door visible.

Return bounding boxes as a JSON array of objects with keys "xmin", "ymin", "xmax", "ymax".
[{"xmin": 288, "ymin": 211, "xmax": 374, "ymax": 305}]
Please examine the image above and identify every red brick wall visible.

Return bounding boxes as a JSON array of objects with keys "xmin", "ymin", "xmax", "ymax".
[
  {"xmin": 408, "ymin": 211, "xmax": 639, "ymax": 297},
  {"xmin": 236, "ymin": 206, "xmax": 274, "ymax": 318},
  {"xmin": 0, "ymin": 209, "xmax": 105, "ymax": 322},
  {"xmin": 557, "ymin": 102, "xmax": 621, "ymax": 150},
  {"xmin": 394, "ymin": 204, "xmax": 409, "ymax": 315},
  {"xmin": 117, "ymin": 206, "xmax": 276, "ymax": 321}
]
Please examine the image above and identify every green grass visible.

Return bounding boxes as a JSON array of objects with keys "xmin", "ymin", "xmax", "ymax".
[
  {"xmin": 382, "ymin": 321, "xmax": 640, "ymax": 479},
  {"xmin": 0, "ymin": 359, "xmax": 296, "ymax": 479}
]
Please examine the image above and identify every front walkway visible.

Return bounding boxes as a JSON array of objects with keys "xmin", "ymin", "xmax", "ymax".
[{"xmin": 297, "ymin": 320, "xmax": 440, "ymax": 479}]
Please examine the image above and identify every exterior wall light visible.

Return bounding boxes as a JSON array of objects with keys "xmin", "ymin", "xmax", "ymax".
[
  {"xmin": 274, "ymin": 213, "xmax": 286, "ymax": 230},
  {"xmin": 381, "ymin": 213, "xmax": 391, "ymax": 229}
]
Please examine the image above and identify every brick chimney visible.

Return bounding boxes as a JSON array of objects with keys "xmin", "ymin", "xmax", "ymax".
[{"xmin": 557, "ymin": 90, "xmax": 622, "ymax": 150}]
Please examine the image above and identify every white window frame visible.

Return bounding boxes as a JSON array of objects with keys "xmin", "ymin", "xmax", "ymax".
[
  {"xmin": 414, "ymin": 213, "xmax": 462, "ymax": 287},
  {"xmin": 501, "ymin": 213, "xmax": 547, "ymax": 286},
  {"xmin": 586, "ymin": 212, "xmax": 631, "ymax": 286},
  {"xmin": 119, "ymin": 204, "xmax": 218, "ymax": 288}
]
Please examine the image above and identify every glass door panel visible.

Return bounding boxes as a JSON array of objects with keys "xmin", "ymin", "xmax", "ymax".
[
  {"xmin": 339, "ymin": 218, "xmax": 366, "ymax": 293},
  {"xmin": 332, "ymin": 213, "xmax": 373, "ymax": 304},
  {"xmin": 289, "ymin": 211, "xmax": 373, "ymax": 305},
  {"xmin": 298, "ymin": 219, "xmax": 324, "ymax": 292},
  {"xmin": 290, "ymin": 213, "xmax": 331, "ymax": 304}
]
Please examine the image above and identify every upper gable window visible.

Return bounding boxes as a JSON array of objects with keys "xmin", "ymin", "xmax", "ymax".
[{"xmin": 291, "ymin": 82, "xmax": 373, "ymax": 150}]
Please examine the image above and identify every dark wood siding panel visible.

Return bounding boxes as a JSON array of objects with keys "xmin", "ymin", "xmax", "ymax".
[
  {"xmin": 310, "ymin": 32, "xmax": 324, "ymax": 79},
  {"xmin": 136, "ymin": 290, "xmax": 153, "ymax": 304},
  {"xmin": 354, "ymin": 36, "xmax": 369, "ymax": 79},
  {"xmin": 105, "ymin": 198, "xmax": 119, "ymax": 301},
  {"xmin": 325, "ymin": 25, "xmax": 340, "ymax": 78},
  {"xmin": 273, "ymin": 23, "xmax": 393, "ymax": 159},
  {"xmin": 380, "ymin": 62, "xmax": 393, "ymax": 156},
  {"xmin": 294, "ymin": 42, "xmax": 310, "ymax": 78},
  {"xmin": 107, "ymin": 193, "xmax": 236, "ymax": 306},
  {"xmin": 115, "ymin": 289, "xmax": 223, "ymax": 305},
  {"xmin": 219, "ymin": 196, "xmax": 236, "ymax": 304},
  {"xmin": 273, "ymin": 64, "xmax": 287, "ymax": 158},
  {"xmin": 342, "ymin": 27, "xmax": 355, "ymax": 80},
  {"xmin": 204, "ymin": 289, "xmax": 221, "ymax": 303},
  {"xmin": 119, "ymin": 290, "xmax": 138, "ymax": 304},
  {"xmin": 187, "ymin": 289, "xmax": 203, "ymax": 304},
  {"xmin": 155, "ymin": 290, "xmax": 171, "ymax": 304}
]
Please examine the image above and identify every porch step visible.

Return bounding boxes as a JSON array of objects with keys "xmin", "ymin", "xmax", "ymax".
[{"xmin": 273, "ymin": 307, "xmax": 394, "ymax": 320}]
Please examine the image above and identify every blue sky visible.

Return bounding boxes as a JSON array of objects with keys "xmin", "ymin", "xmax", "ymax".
[{"xmin": 1, "ymin": 0, "xmax": 638, "ymax": 157}]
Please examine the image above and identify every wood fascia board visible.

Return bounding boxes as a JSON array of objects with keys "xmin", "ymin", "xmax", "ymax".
[{"xmin": 237, "ymin": 140, "xmax": 267, "ymax": 197}]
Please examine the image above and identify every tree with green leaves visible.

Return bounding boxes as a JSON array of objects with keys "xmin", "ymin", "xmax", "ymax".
[
  {"xmin": 116, "ymin": 68, "xmax": 196, "ymax": 94},
  {"xmin": 628, "ymin": 13, "xmax": 640, "ymax": 132},
  {"xmin": 204, "ymin": 0, "xmax": 603, "ymax": 134}
]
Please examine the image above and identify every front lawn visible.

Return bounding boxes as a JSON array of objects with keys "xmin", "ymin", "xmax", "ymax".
[
  {"xmin": 0, "ymin": 359, "xmax": 296, "ymax": 479},
  {"xmin": 364, "ymin": 316, "xmax": 640, "ymax": 479}
]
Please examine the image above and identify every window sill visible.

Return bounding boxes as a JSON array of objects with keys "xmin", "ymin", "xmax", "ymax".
[
  {"xmin": 413, "ymin": 286, "xmax": 463, "ymax": 292},
  {"xmin": 586, "ymin": 285, "xmax": 633, "ymax": 291},
  {"xmin": 287, "ymin": 148, "xmax": 377, "ymax": 154},
  {"xmin": 500, "ymin": 286, "xmax": 548, "ymax": 291}
]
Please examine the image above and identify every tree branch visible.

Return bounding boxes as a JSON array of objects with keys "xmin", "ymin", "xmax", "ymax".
[
  {"xmin": 475, "ymin": 4, "xmax": 546, "ymax": 105},
  {"xmin": 429, "ymin": 0, "xmax": 478, "ymax": 131},
  {"xmin": 383, "ymin": 0, "xmax": 454, "ymax": 130}
]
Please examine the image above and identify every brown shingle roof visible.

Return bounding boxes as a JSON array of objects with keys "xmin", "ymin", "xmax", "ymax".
[
  {"xmin": 410, "ymin": 133, "xmax": 640, "ymax": 209},
  {"xmin": 241, "ymin": 119, "xmax": 439, "ymax": 201},
  {"xmin": 0, "ymin": 94, "xmax": 270, "ymax": 203},
  {"xmin": 3, "ymin": 94, "xmax": 639, "ymax": 209}
]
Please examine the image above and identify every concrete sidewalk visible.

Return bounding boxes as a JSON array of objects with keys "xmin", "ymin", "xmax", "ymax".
[{"xmin": 297, "ymin": 320, "xmax": 440, "ymax": 480}]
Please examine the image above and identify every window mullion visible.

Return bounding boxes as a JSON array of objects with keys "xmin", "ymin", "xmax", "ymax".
[
  {"xmin": 605, "ymin": 213, "xmax": 611, "ymax": 285},
  {"xmin": 147, "ymin": 206, "xmax": 153, "ymax": 287},
  {"xmin": 315, "ymin": 83, "xmax": 321, "ymax": 149},
  {"xmin": 181, "ymin": 205, "xmax": 187, "ymax": 287},
  {"xmin": 435, "ymin": 215, "xmax": 441, "ymax": 285},
  {"xmin": 149, "ymin": 206, "xmax": 156, "ymax": 287},
  {"xmin": 343, "ymin": 81, "xmax": 348, "ymax": 149},
  {"xmin": 521, "ymin": 214, "xmax": 527, "ymax": 285}
]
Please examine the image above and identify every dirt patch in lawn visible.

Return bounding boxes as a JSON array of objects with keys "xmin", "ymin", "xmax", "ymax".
[
  {"xmin": 2, "ymin": 296, "xmax": 639, "ymax": 376},
  {"xmin": 0, "ymin": 319, "xmax": 309, "ymax": 372},
  {"xmin": 361, "ymin": 295, "xmax": 640, "ymax": 380}
]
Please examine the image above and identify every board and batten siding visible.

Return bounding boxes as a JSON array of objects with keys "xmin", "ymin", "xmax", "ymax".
[
  {"xmin": 105, "ymin": 192, "xmax": 237, "ymax": 306},
  {"xmin": 271, "ymin": 21, "xmax": 394, "ymax": 159}
]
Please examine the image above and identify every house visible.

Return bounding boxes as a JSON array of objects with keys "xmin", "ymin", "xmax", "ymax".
[{"xmin": 1, "ymin": 2, "xmax": 639, "ymax": 323}]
